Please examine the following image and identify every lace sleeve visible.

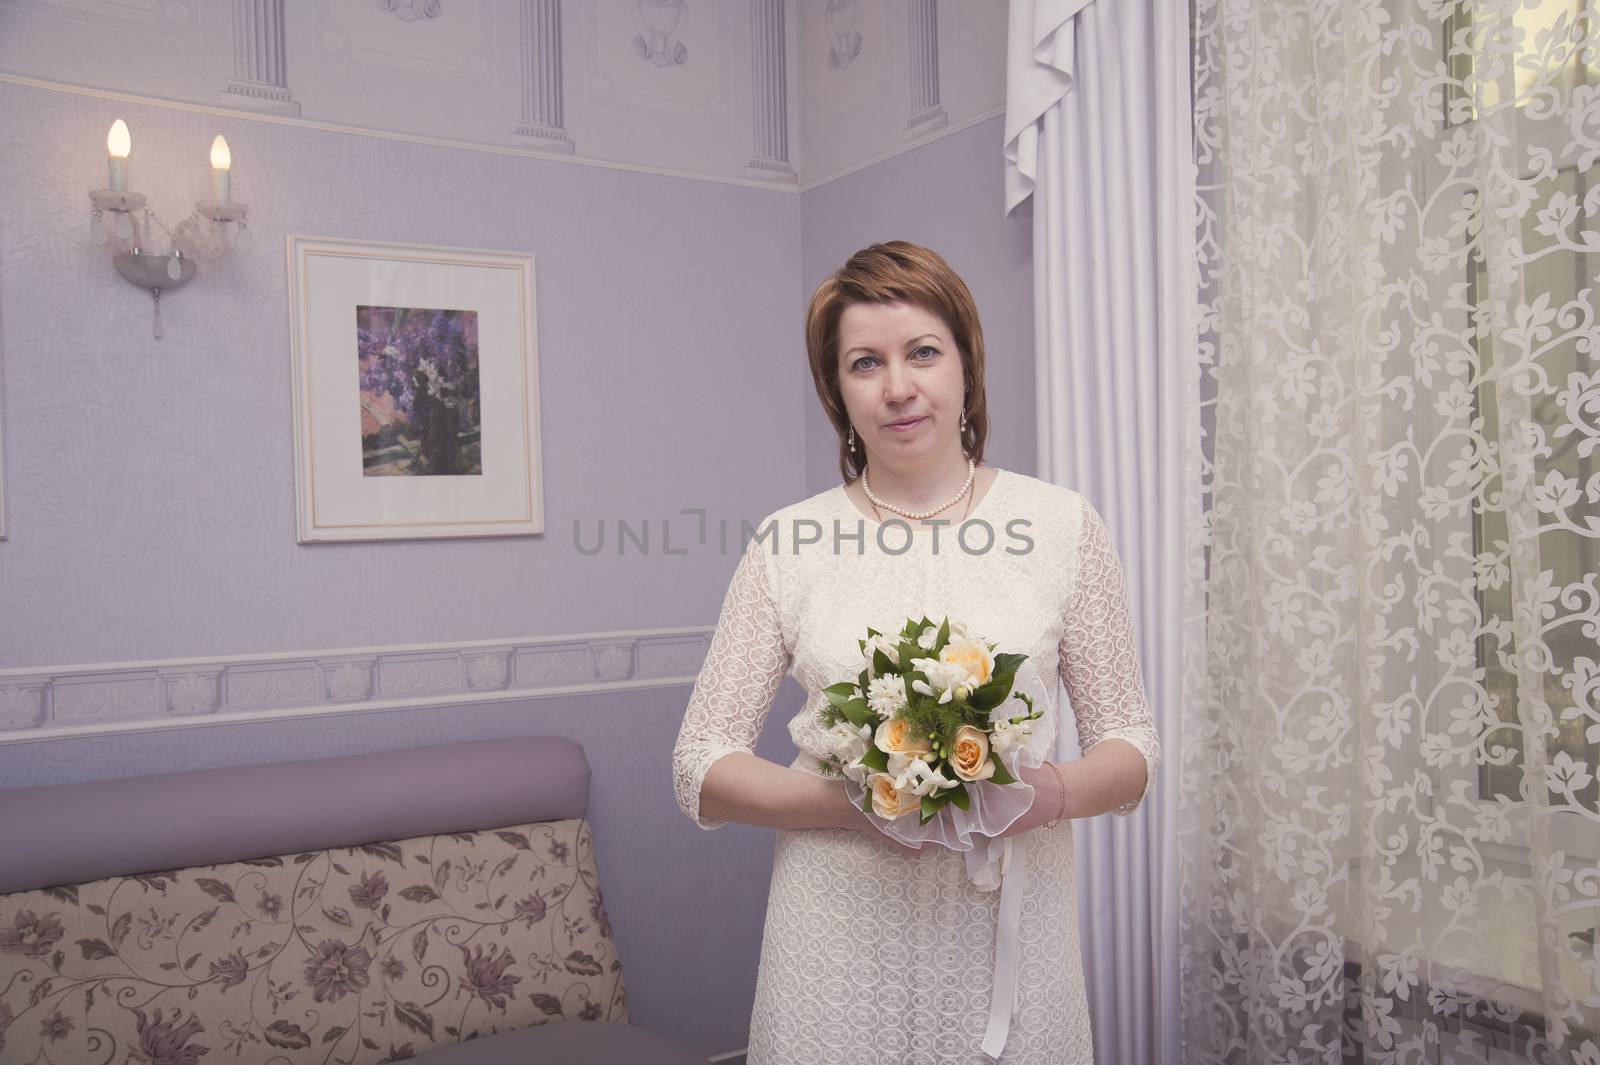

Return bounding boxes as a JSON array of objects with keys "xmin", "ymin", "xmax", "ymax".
[
  {"xmin": 1057, "ymin": 495, "xmax": 1162, "ymax": 817},
  {"xmin": 671, "ymin": 537, "xmax": 792, "ymax": 830}
]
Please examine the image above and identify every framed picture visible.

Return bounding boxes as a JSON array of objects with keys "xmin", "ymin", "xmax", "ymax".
[{"xmin": 286, "ymin": 236, "xmax": 544, "ymax": 543}]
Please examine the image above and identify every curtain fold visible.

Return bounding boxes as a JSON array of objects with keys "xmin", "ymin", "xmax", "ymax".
[{"xmin": 1005, "ymin": 3, "xmax": 1200, "ymax": 1063}]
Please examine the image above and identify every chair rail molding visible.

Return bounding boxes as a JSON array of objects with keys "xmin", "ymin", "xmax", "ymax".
[{"xmin": 0, "ymin": 626, "xmax": 714, "ymax": 745}]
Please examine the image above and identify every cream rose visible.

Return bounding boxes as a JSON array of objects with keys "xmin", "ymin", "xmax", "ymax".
[
  {"xmin": 867, "ymin": 771, "xmax": 921, "ymax": 819},
  {"xmin": 950, "ymin": 725, "xmax": 997, "ymax": 782},
  {"xmin": 874, "ymin": 716, "xmax": 933, "ymax": 758},
  {"xmin": 940, "ymin": 637, "xmax": 995, "ymax": 687}
]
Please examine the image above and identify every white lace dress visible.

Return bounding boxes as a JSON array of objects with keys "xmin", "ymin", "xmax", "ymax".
[{"xmin": 671, "ymin": 469, "xmax": 1162, "ymax": 1064}]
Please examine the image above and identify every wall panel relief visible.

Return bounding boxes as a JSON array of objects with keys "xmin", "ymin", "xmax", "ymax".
[
  {"xmin": 802, "ymin": 0, "xmax": 886, "ymax": 120},
  {"xmin": 6, "ymin": 0, "xmax": 202, "ymax": 42},
  {"xmin": 587, "ymin": 0, "xmax": 730, "ymax": 122},
  {"xmin": 313, "ymin": 0, "xmax": 496, "ymax": 83}
]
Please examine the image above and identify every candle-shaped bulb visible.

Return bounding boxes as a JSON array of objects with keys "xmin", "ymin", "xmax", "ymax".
[
  {"xmin": 210, "ymin": 134, "xmax": 232, "ymax": 203},
  {"xmin": 107, "ymin": 120, "xmax": 131, "ymax": 158},
  {"xmin": 107, "ymin": 119, "xmax": 131, "ymax": 192}
]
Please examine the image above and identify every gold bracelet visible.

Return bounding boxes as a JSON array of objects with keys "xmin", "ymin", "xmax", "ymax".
[{"xmin": 1042, "ymin": 762, "xmax": 1067, "ymax": 829}]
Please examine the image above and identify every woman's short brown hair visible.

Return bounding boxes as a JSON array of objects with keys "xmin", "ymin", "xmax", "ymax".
[{"xmin": 805, "ymin": 241, "xmax": 989, "ymax": 484}]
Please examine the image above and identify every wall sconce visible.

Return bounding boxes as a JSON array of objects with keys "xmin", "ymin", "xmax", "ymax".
[{"xmin": 87, "ymin": 119, "xmax": 253, "ymax": 339}]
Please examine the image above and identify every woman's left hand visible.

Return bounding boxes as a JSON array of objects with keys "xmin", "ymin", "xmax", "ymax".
[{"xmin": 996, "ymin": 762, "xmax": 1059, "ymax": 838}]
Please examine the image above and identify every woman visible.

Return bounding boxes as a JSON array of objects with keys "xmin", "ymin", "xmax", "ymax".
[{"xmin": 670, "ymin": 241, "xmax": 1161, "ymax": 1063}]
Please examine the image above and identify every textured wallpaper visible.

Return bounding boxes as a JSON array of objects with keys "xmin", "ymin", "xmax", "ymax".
[{"xmin": 0, "ymin": 80, "xmax": 806, "ymax": 670}]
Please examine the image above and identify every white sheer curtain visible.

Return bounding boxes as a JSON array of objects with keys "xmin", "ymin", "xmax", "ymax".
[
  {"xmin": 1185, "ymin": 1, "xmax": 1600, "ymax": 1062},
  {"xmin": 1004, "ymin": 3, "xmax": 1200, "ymax": 1063}
]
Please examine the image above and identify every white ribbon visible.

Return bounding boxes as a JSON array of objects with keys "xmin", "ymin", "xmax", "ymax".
[{"xmin": 967, "ymin": 835, "xmax": 1027, "ymax": 1060}]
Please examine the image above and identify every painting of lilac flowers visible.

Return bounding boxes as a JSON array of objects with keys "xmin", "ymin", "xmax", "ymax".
[
  {"xmin": 289, "ymin": 236, "xmax": 541, "ymax": 542},
  {"xmin": 356, "ymin": 305, "xmax": 482, "ymax": 476}
]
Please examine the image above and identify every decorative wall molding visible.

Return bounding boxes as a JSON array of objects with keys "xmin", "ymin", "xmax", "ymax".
[
  {"xmin": 0, "ymin": 626, "xmax": 713, "ymax": 746},
  {"xmin": 378, "ymin": 0, "xmax": 443, "ymax": 22},
  {"xmin": 745, "ymin": 0, "xmax": 794, "ymax": 183},
  {"xmin": 633, "ymin": 0, "xmax": 689, "ymax": 68},
  {"xmin": 221, "ymin": 0, "xmax": 301, "ymax": 116},
  {"xmin": 0, "ymin": 73, "xmax": 1001, "ymax": 194},
  {"xmin": 826, "ymin": 0, "xmax": 863, "ymax": 70},
  {"xmin": 904, "ymin": 0, "xmax": 946, "ymax": 137},
  {"xmin": 513, "ymin": 0, "xmax": 575, "ymax": 153}
]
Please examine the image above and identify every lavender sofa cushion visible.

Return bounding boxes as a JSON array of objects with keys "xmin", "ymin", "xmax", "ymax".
[
  {"xmin": 0, "ymin": 736, "xmax": 589, "ymax": 894},
  {"xmin": 416, "ymin": 1021, "xmax": 708, "ymax": 1065}
]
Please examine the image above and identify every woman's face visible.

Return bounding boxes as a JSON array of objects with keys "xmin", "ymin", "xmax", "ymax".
[{"xmin": 836, "ymin": 300, "xmax": 967, "ymax": 471}]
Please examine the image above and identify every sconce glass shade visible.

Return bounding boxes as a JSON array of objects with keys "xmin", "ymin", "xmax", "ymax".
[{"xmin": 113, "ymin": 250, "xmax": 195, "ymax": 291}]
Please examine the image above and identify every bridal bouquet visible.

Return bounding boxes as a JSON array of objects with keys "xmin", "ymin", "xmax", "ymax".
[{"xmin": 814, "ymin": 615, "xmax": 1054, "ymax": 854}]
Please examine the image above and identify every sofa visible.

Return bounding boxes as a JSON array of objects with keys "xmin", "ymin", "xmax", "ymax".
[{"xmin": 0, "ymin": 736, "xmax": 708, "ymax": 1064}]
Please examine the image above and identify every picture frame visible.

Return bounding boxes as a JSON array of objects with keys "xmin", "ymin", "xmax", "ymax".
[{"xmin": 286, "ymin": 235, "xmax": 544, "ymax": 543}]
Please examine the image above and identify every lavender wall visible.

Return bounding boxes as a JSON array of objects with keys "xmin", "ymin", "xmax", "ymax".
[
  {"xmin": 0, "ymin": 85, "xmax": 1029, "ymax": 1060},
  {"xmin": 0, "ymin": 80, "xmax": 804, "ymax": 668},
  {"xmin": 799, "ymin": 113, "xmax": 1036, "ymax": 493}
]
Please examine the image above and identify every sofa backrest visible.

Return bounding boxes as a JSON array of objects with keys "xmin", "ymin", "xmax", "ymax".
[{"xmin": 0, "ymin": 736, "xmax": 591, "ymax": 895}]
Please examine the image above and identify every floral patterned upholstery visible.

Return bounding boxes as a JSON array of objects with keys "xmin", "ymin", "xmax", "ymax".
[{"xmin": 0, "ymin": 816, "xmax": 627, "ymax": 1064}]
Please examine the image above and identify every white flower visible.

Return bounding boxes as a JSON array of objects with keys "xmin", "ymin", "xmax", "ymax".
[
  {"xmin": 917, "ymin": 625, "xmax": 939, "ymax": 650},
  {"xmin": 989, "ymin": 717, "xmax": 1030, "ymax": 756},
  {"xmin": 910, "ymin": 657, "xmax": 971, "ymax": 704},
  {"xmin": 866, "ymin": 674, "xmax": 908, "ymax": 715},
  {"xmin": 862, "ymin": 634, "xmax": 901, "ymax": 673},
  {"xmin": 883, "ymin": 751, "xmax": 953, "ymax": 793},
  {"xmin": 892, "ymin": 754, "xmax": 961, "ymax": 796},
  {"xmin": 825, "ymin": 720, "xmax": 871, "ymax": 763},
  {"xmin": 842, "ymin": 759, "xmax": 872, "ymax": 785}
]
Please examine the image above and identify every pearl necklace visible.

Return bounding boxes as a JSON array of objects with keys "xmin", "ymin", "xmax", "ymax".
[{"xmin": 862, "ymin": 458, "xmax": 977, "ymax": 519}]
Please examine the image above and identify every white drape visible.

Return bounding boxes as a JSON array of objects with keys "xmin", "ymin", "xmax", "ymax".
[
  {"xmin": 1183, "ymin": 3, "xmax": 1600, "ymax": 1061},
  {"xmin": 1004, "ymin": 2, "xmax": 1199, "ymax": 1064}
]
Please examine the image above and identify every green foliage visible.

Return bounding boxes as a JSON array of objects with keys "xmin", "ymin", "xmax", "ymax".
[
  {"xmin": 895, "ymin": 692, "xmax": 988, "ymax": 752},
  {"xmin": 821, "ymin": 682, "xmax": 873, "ymax": 728},
  {"xmin": 967, "ymin": 653, "xmax": 1026, "ymax": 712}
]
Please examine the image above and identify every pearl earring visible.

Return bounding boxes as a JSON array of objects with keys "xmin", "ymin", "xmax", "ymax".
[
  {"xmin": 959, "ymin": 410, "xmax": 967, "ymax": 432},
  {"xmin": 847, "ymin": 425, "xmax": 856, "ymax": 451}
]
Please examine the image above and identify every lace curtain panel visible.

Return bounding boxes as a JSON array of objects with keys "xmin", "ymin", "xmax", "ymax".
[{"xmin": 1183, "ymin": 1, "xmax": 1600, "ymax": 1062}]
